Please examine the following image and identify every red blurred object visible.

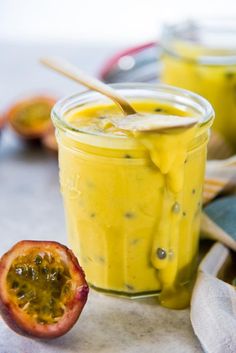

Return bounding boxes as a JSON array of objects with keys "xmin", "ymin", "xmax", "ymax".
[
  {"xmin": 99, "ymin": 42, "xmax": 160, "ymax": 84},
  {"xmin": 100, "ymin": 42, "xmax": 156, "ymax": 80}
]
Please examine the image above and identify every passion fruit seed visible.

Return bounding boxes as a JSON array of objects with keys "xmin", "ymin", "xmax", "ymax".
[
  {"xmin": 156, "ymin": 247, "xmax": 167, "ymax": 260},
  {"xmin": 172, "ymin": 202, "xmax": 180, "ymax": 214},
  {"xmin": 15, "ymin": 266, "xmax": 25, "ymax": 276},
  {"xmin": 6, "ymin": 251, "xmax": 73, "ymax": 325},
  {"xmin": 11, "ymin": 281, "xmax": 19, "ymax": 289},
  {"xmin": 17, "ymin": 290, "xmax": 26, "ymax": 299},
  {"xmin": 34, "ymin": 255, "xmax": 42, "ymax": 265}
]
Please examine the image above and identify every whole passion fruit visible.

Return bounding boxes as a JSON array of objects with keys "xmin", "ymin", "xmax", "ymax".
[
  {"xmin": 0, "ymin": 240, "xmax": 89, "ymax": 339},
  {"xmin": 6, "ymin": 96, "xmax": 56, "ymax": 140}
]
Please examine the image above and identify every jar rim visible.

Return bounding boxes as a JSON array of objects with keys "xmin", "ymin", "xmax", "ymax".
[
  {"xmin": 161, "ymin": 18, "xmax": 236, "ymax": 65},
  {"xmin": 52, "ymin": 83, "xmax": 214, "ymax": 140}
]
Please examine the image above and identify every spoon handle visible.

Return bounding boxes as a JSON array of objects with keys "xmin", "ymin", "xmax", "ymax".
[{"xmin": 40, "ymin": 57, "xmax": 136, "ymax": 116}]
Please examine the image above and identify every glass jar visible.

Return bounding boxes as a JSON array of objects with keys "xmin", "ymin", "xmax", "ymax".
[
  {"xmin": 52, "ymin": 83, "xmax": 214, "ymax": 309},
  {"xmin": 160, "ymin": 19, "xmax": 236, "ymax": 150}
]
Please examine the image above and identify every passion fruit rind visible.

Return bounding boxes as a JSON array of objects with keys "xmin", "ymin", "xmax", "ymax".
[{"xmin": 0, "ymin": 240, "xmax": 89, "ymax": 339}]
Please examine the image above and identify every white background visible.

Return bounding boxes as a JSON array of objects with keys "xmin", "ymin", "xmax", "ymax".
[
  {"xmin": 1, "ymin": 0, "xmax": 236, "ymax": 44},
  {"xmin": 1, "ymin": 0, "xmax": 236, "ymax": 109}
]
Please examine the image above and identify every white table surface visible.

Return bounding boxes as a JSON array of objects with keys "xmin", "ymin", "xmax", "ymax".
[{"xmin": 0, "ymin": 40, "xmax": 203, "ymax": 353}]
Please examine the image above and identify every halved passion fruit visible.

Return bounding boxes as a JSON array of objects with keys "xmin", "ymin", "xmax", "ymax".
[
  {"xmin": 6, "ymin": 96, "xmax": 56, "ymax": 139},
  {"xmin": 0, "ymin": 240, "xmax": 89, "ymax": 339}
]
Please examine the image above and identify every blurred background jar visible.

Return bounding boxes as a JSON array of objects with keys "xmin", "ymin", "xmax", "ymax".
[{"xmin": 160, "ymin": 19, "xmax": 236, "ymax": 150}]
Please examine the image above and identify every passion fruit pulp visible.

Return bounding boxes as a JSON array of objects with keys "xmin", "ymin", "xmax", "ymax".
[
  {"xmin": 6, "ymin": 96, "xmax": 56, "ymax": 139},
  {"xmin": 0, "ymin": 240, "xmax": 89, "ymax": 339}
]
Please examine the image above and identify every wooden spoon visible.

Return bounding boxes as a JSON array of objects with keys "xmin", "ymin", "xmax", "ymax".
[
  {"xmin": 40, "ymin": 57, "xmax": 136, "ymax": 116},
  {"xmin": 40, "ymin": 57, "xmax": 198, "ymax": 131}
]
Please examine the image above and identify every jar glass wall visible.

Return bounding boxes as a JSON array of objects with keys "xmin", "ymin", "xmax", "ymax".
[
  {"xmin": 160, "ymin": 19, "xmax": 236, "ymax": 150},
  {"xmin": 52, "ymin": 83, "xmax": 214, "ymax": 309}
]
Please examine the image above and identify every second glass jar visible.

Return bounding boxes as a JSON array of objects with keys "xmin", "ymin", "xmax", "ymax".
[{"xmin": 160, "ymin": 19, "xmax": 236, "ymax": 150}]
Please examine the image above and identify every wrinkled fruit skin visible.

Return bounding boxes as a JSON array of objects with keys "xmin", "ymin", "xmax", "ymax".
[
  {"xmin": 0, "ymin": 240, "xmax": 89, "ymax": 339},
  {"xmin": 6, "ymin": 96, "xmax": 56, "ymax": 140}
]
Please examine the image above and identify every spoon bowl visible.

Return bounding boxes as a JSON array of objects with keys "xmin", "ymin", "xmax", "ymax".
[{"xmin": 109, "ymin": 114, "xmax": 198, "ymax": 132}]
